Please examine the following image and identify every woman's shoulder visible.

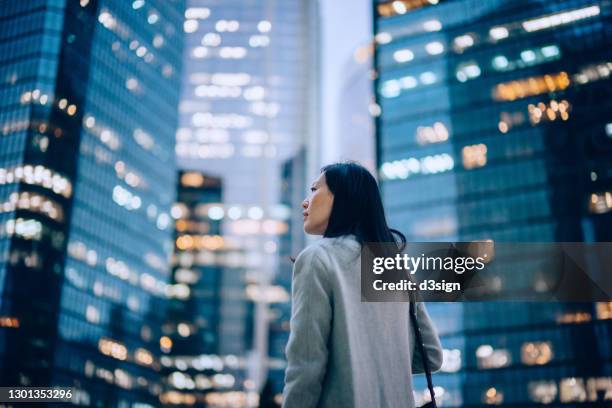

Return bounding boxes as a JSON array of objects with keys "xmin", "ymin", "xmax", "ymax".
[{"xmin": 295, "ymin": 235, "xmax": 360, "ymax": 267}]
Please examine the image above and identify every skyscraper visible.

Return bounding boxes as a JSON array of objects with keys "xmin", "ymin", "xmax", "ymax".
[
  {"xmin": 374, "ymin": 0, "xmax": 612, "ymax": 405},
  {"xmin": 175, "ymin": 0, "xmax": 318, "ymax": 392},
  {"xmin": 0, "ymin": 0, "xmax": 184, "ymax": 405}
]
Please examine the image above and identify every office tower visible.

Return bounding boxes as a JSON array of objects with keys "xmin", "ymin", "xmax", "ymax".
[
  {"xmin": 266, "ymin": 149, "xmax": 307, "ymax": 401},
  {"xmin": 0, "ymin": 0, "xmax": 183, "ymax": 405},
  {"xmin": 374, "ymin": 0, "xmax": 612, "ymax": 405},
  {"xmin": 161, "ymin": 171, "xmax": 243, "ymax": 406},
  {"xmin": 176, "ymin": 0, "xmax": 318, "ymax": 393}
]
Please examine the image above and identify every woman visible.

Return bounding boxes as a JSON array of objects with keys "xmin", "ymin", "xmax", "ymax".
[{"xmin": 282, "ymin": 162, "xmax": 443, "ymax": 408}]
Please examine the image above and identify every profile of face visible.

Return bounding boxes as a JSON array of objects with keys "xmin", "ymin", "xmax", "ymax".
[{"xmin": 302, "ymin": 172, "xmax": 334, "ymax": 235}]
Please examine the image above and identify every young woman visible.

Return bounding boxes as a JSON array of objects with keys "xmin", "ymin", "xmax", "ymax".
[{"xmin": 282, "ymin": 162, "xmax": 443, "ymax": 408}]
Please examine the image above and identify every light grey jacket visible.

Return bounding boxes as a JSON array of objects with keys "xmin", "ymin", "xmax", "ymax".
[{"xmin": 282, "ymin": 235, "xmax": 443, "ymax": 408}]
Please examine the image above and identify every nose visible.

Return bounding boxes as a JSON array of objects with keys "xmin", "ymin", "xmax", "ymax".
[{"xmin": 302, "ymin": 199, "xmax": 308, "ymax": 209}]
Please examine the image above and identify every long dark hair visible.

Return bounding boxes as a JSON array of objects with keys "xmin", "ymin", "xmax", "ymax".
[{"xmin": 322, "ymin": 161, "xmax": 406, "ymax": 251}]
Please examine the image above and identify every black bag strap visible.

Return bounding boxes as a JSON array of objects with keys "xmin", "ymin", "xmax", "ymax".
[{"xmin": 410, "ymin": 301, "xmax": 436, "ymax": 406}]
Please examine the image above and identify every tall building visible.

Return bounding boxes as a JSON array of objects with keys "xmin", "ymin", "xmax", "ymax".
[
  {"xmin": 266, "ymin": 149, "xmax": 307, "ymax": 401},
  {"xmin": 374, "ymin": 0, "xmax": 612, "ymax": 406},
  {"xmin": 0, "ymin": 0, "xmax": 183, "ymax": 405},
  {"xmin": 161, "ymin": 170, "xmax": 245, "ymax": 406},
  {"xmin": 175, "ymin": 0, "xmax": 318, "ymax": 392}
]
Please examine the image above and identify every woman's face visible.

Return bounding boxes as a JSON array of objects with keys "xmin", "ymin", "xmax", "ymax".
[{"xmin": 302, "ymin": 172, "xmax": 334, "ymax": 235}]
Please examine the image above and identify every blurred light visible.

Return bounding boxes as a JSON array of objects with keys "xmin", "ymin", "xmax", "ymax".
[
  {"xmin": 249, "ymin": 35, "xmax": 270, "ymax": 47},
  {"xmin": 244, "ymin": 86, "xmax": 265, "ymax": 101},
  {"xmin": 147, "ymin": 13, "xmax": 158, "ymax": 24},
  {"xmin": 589, "ymin": 191, "xmax": 612, "ymax": 214},
  {"xmin": 160, "ymin": 336, "xmax": 173, "ymax": 353},
  {"xmin": 219, "ymin": 47, "xmax": 246, "ymax": 59},
  {"xmin": 177, "ymin": 323, "xmax": 191, "ymax": 337},
  {"xmin": 456, "ymin": 62, "xmax": 481, "ymax": 82},
  {"xmin": 126, "ymin": 78, "xmax": 138, "ymax": 90},
  {"xmin": 493, "ymin": 72, "xmax": 570, "ymax": 101},
  {"xmin": 202, "ymin": 32, "xmax": 221, "ymax": 46},
  {"xmin": 492, "ymin": 55, "xmax": 509, "ymax": 70},
  {"xmin": 521, "ymin": 49, "xmax": 536, "ymax": 63},
  {"xmin": 86, "ymin": 305, "xmax": 100, "ymax": 324},
  {"xmin": 192, "ymin": 46, "xmax": 208, "ymax": 58},
  {"xmin": 135, "ymin": 348, "xmax": 154, "ymax": 366},
  {"xmin": 521, "ymin": 342, "xmax": 553, "ymax": 365},
  {"xmin": 489, "ymin": 26, "xmax": 509, "ymax": 40},
  {"xmin": 419, "ymin": 71, "xmax": 437, "ymax": 85},
  {"xmin": 98, "ymin": 338, "xmax": 127, "ymax": 360},
  {"xmin": 400, "ymin": 76, "xmax": 417, "ymax": 89},
  {"xmin": 226, "ymin": 20, "xmax": 239, "ymax": 32},
  {"xmin": 375, "ymin": 32, "xmax": 392, "ymax": 44},
  {"xmin": 248, "ymin": 206, "xmax": 263, "ymax": 220},
  {"xmin": 211, "ymin": 73, "xmax": 251, "ymax": 86},
  {"xmin": 132, "ymin": 1, "xmax": 144, "ymax": 10},
  {"xmin": 381, "ymin": 79, "xmax": 401, "ymax": 98},
  {"xmin": 462, "ymin": 144, "xmax": 487, "ymax": 170},
  {"xmin": 257, "ymin": 20, "xmax": 271, "ymax": 32},
  {"xmin": 454, "ymin": 34, "xmax": 474, "ymax": 49},
  {"xmin": 0, "ymin": 317, "xmax": 19, "ymax": 328},
  {"xmin": 184, "ymin": 20, "xmax": 198, "ymax": 33},
  {"xmin": 522, "ymin": 5, "xmax": 600, "ymax": 32},
  {"xmin": 606, "ymin": 123, "xmax": 612, "ymax": 137},
  {"xmin": 541, "ymin": 45, "xmax": 560, "ymax": 58},
  {"xmin": 416, "ymin": 122, "xmax": 448, "ymax": 145},
  {"xmin": 423, "ymin": 19, "xmax": 442, "ymax": 32},
  {"xmin": 227, "ymin": 206, "xmax": 242, "ymax": 220},
  {"xmin": 484, "ymin": 387, "xmax": 503, "ymax": 405},
  {"xmin": 153, "ymin": 34, "xmax": 164, "ymax": 48},
  {"xmin": 392, "ymin": 1, "xmax": 407, "ymax": 14},
  {"xmin": 185, "ymin": 7, "xmax": 210, "ymax": 19},
  {"xmin": 208, "ymin": 206, "xmax": 224, "ymax": 220},
  {"xmin": 425, "ymin": 41, "xmax": 444, "ymax": 55},
  {"xmin": 380, "ymin": 154, "xmax": 454, "ymax": 180},
  {"xmin": 393, "ymin": 49, "xmax": 414, "ymax": 63}
]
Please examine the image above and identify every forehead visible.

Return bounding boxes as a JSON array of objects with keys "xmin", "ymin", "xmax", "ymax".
[{"xmin": 312, "ymin": 172, "xmax": 326, "ymax": 186}]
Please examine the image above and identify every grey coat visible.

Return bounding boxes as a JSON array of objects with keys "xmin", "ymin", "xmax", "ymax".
[{"xmin": 282, "ymin": 235, "xmax": 443, "ymax": 408}]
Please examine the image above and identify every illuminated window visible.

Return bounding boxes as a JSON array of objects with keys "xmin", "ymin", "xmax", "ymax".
[
  {"xmin": 393, "ymin": 49, "xmax": 414, "ymax": 63},
  {"xmin": 476, "ymin": 345, "xmax": 510, "ymax": 369},
  {"xmin": 454, "ymin": 34, "xmax": 474, "ymax": 50},
  {"xmin": 522, "ymin": 5, "xmax": 600, "ymax": 33},
  {"xmin": 528, "ymin": 381, "xmax": 557, "ymax": 404},
  {"xmin": 462, "ymin": 144, "xmax": 487, "ymax": 170},
  {"xmin": 440, "ymin": 349, "xmax": 461, "ymax": 372},
  {"xmin": 560, "ymin": 378, "xmax": 586, "ymax": 402},
  {"xmin": 521, "ymin": 341, "xmax": 553, "ymax": 365},
  {"xmin": 483, "ymin": 387, "xmax": 503, "ymax": 404},
  {"xmin": 596, "ymin": 302, "xmax": 612, "ymax": 319},
  {"xmin": 493, "ymin": 72, "xmax": 570, "ymax": 101},
  {"xmin": 416, "ymin": 122, "xmax": 449, "ymax": 145},
  {"xmin": 589, "ymin": 192, "xmax": 612, "ymax": 214}
]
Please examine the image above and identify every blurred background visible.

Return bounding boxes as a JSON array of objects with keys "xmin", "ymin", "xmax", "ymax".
[{"xmin": 0, "ymin": 0, "xmax": 611, "ymax": 407}]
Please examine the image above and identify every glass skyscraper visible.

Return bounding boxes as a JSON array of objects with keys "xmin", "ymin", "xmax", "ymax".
[
  {"xmin": 175, "ymin": 0, "xmax": 318, "ymax": 396},
  {"xmin": 0, "ymin": 0, "xmax": 183, "ymax": 405},
  {"xmin": 374, "ymin": 0, "xmax": 611, "ymax": 405}
]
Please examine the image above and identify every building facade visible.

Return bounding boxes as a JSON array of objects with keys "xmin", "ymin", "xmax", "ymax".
[
  {"xmin": 0, "ymin": 0, "xmax": 184, "ymax": 405},
  {"xmin": 175, "ymin": 0, "xmax": 318, "ymax": 395},
  {"xmin": 374, "ymin": 0, "xmax": 612, "ymax": 405}
]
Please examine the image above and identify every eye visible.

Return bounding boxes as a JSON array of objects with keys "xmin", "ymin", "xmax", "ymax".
[{"xmin": 310, "ymin": 187, "xmax": 316, "ymax": 192}]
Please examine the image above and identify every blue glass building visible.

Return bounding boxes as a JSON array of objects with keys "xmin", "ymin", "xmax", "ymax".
[
  {"xmin": 0, "ymin": 0, "xmax": 183, "ymax": 405},
  {"xmin": 374, "ymin": 0, "xmax": 612, "ymax": 405}
]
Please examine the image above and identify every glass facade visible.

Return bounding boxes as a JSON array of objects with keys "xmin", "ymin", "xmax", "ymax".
[
  {"xmin": 175, "ymin": 0, "xmax": 317, "ymax": 397},
  {"xmin": 0, "ymin": 0, "xmax": 184, "ymax": 406},
  {"xmin": 374, "ymin": 0, "xmax": 612, "ymax": 405}
]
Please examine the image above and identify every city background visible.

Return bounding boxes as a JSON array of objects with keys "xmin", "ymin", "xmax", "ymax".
[{"xmin": 0, "ymin": 0, "xmax": 611, "ymax": 407}]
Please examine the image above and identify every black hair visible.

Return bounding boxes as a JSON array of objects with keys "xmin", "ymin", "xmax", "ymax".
[{"xmin": 321, "ymin": 161, "xmax": 406, "ymax": 251}]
